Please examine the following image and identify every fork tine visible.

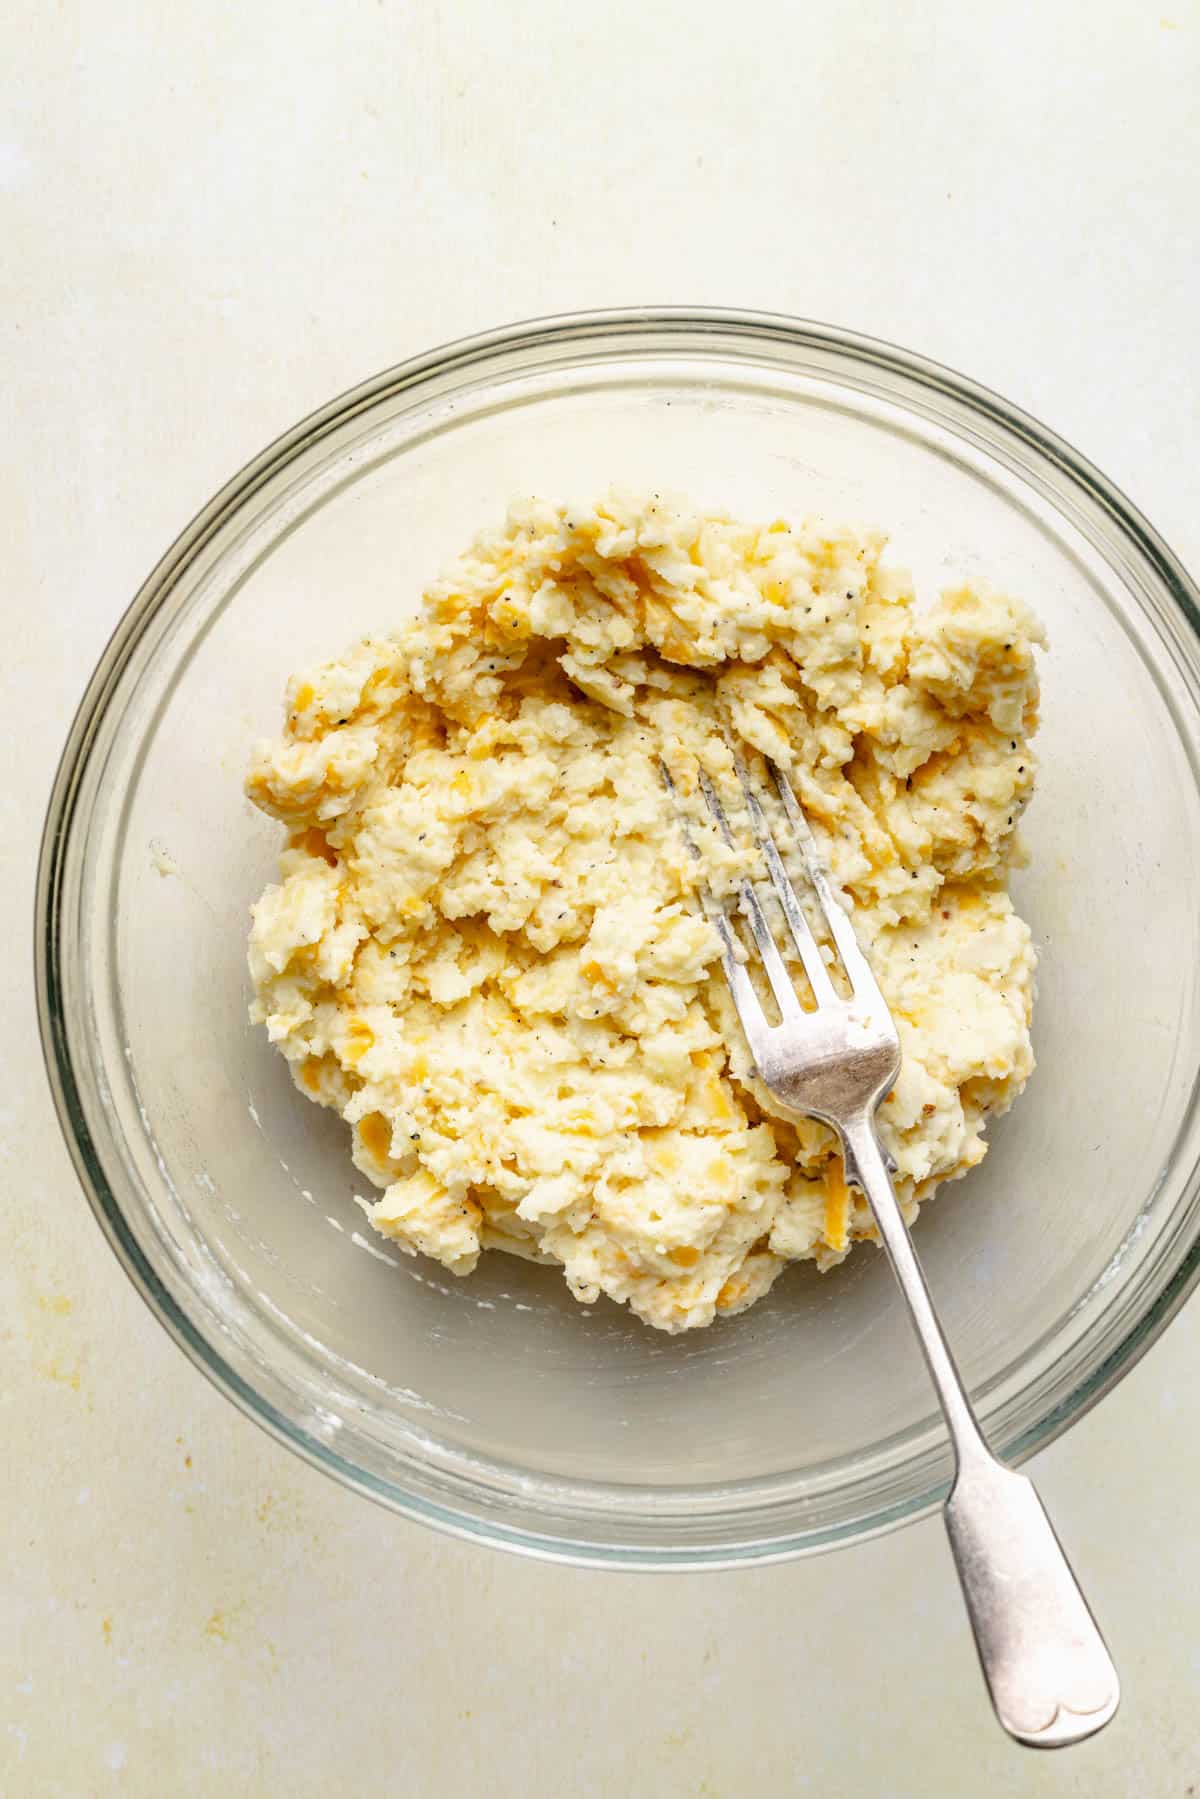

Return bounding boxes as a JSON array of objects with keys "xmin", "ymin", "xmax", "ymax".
[
  {"xmin": 698, "ymin": 771, "xmax": 803, "ymax": 1019},
  {"xmin": 659, "ymin": 762, "xmax": 770, "ymax": 1045},
  {"xmin": 731, "ymin": 753, "xmax": 839, "ymax": 1008},
  {"xmin": 706, "ymin": 899, "xmax": 775, "ymax": 1043},
  {"xmin": 769, "ymin": 761, "xmax": 886, "ymax": 1007}
]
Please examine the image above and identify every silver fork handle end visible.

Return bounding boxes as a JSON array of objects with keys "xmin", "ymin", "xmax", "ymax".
[
  {"xmin": 946, "ymin": 1460, "xmax": 1120, "ymax": 1748},
  {"xmin": 842, "ymin": 1116, "xmax": 1119, "ymax": 1750}
]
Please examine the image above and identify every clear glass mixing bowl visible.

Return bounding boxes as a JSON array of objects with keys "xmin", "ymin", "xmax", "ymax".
[{"xmin": 36, "ymin": 310, "xmax": 1200, "ymax": 1567}]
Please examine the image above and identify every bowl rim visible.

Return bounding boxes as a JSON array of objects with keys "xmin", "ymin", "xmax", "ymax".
[{"xmin": 35, "ymin": 305, "xmax": 1200, "ymax": 1568}]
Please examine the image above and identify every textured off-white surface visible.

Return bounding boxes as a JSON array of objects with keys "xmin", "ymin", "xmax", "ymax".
[{"xmin": 4, "ymin": 2, "xmax": 1199, "ymax": 1792}]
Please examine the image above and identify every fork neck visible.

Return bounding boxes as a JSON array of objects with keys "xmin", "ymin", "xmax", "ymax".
[{"xmin": 841, "ymin": 1112, "xmax": 993, "ymax": 1477}]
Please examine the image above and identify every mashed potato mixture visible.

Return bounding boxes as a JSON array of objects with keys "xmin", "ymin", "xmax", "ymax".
[{"xmin": 247, "ymin": 494, "xmax": 1041, "ymax": 1332}]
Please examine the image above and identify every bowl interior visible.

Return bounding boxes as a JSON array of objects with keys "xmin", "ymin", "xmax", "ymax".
[{"xmin": 49, "ymin": 320, "xmax": 1200, "ymax": 1560}]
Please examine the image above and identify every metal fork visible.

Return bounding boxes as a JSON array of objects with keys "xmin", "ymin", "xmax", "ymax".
[{"xmin": 683, "ymin": 752, "xmax": 1120, "ymax": 1750}]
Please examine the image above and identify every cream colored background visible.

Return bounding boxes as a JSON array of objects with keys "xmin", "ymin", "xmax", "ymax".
[{"xmin": 5, "ymin": 2, "xmax": 1200, "ymax": 1793}]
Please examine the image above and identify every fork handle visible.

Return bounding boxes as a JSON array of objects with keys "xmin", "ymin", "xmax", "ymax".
[{"xmin": 841, "ymin": 1115, "xmax": 1120, "ymax": 1748}]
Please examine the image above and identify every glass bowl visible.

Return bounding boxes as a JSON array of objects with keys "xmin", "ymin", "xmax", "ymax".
[{"xmin": 36, "ymin": 310, "xmax": 1200, "ymax": 1568}]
